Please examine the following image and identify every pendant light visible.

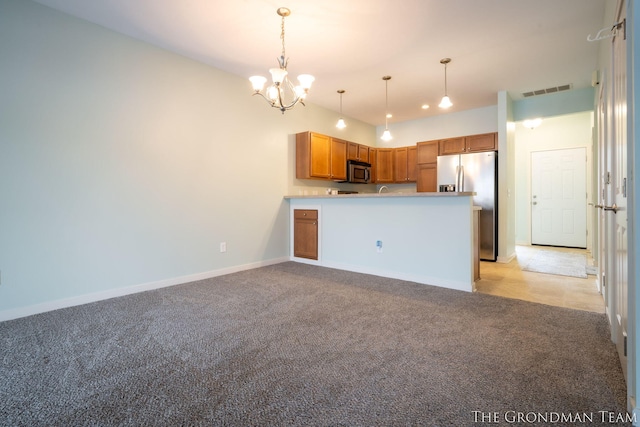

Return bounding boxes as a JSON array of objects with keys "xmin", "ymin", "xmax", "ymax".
[
  {"xmin": 381, "ymin": 76, "xmax": 392, "ymax": 141},
  {"xmin": 438, "ymin": 58, "xmax": 453, "ymax": 109},
  {"xmin": 336, "ymin": 90, "xmax": 346, "ymax": 129}
]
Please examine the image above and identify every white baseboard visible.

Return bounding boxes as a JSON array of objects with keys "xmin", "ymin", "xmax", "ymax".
[
  {"xmin": 497, "ymin": 252, "xmax": 516, "ymax": 263},
  {"xmin": 0, "ymin": 257, "xmax": 289, "ymax": 322}
]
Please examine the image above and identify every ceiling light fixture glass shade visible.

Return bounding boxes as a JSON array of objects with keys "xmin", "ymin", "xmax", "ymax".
[
  {"xmin": 523, "ymin": 118, "xmax": 542, "ymax": 129},
  {"xmin": 336, "ymin": 90, "xmax": 346, "ymax": 129},
  {"xmin": 438, "ymin": 58, "xmax": 453, "ymax": 109},
  {"xmin": 381, "ymin": 76, "xmax": 392, "ymax": 141},
  {"xmin": 249, "ymin": 7, "xmax": 314, "ymax": 114}
]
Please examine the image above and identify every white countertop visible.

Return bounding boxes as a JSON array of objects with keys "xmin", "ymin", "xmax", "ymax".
[{"xmin": 284, "ymin": 192, "xmax": 475, "ymax": 199}]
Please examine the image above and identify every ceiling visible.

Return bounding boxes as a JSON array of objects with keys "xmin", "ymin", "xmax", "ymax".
[{"xmin": 33, "ymin": 0, "xmax": 608, "ymax": 126}]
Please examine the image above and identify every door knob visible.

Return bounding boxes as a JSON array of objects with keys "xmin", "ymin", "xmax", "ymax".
[
  {"xmin": 532, "ymin": 202, "xmax": 537, "ymax": 205},
  {"xmin": 603, "ymin": 203, "xmax": 618, "ymax": 213}
]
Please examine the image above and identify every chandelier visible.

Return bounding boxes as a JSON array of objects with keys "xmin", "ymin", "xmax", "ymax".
[{"xmin": 249, "ymin": 7, "xmax": 314, "ymax": 113}]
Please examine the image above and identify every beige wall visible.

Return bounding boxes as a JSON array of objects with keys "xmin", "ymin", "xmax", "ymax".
[{"xmin": 0, "ymin": 0, "xmax": 375, "ymax": 317}]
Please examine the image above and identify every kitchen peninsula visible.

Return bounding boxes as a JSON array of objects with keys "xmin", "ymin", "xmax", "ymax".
[{"xmin": 285, "ymin": 192, "xmax": 479, "ymax": 292}]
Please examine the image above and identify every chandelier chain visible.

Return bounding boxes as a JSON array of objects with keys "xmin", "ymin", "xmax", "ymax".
[{"xmin": 280, "ymin": 14, "xmax": 286, "ymax": 59}]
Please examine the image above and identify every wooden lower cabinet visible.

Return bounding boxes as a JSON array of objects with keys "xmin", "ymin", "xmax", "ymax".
[
  {"xmin": 294, "ymin": 209, "xmax": 318, "ymax": 260},
  {"xmin": 416, "ymin": 164, "xmax": 437, "ymax": 192}
]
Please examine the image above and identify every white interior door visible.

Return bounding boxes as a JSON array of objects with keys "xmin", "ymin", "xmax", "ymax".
[
  {"xmin": 610, "ymin": 4, "xmax": 628, "ymax": 383},
  {"xmin": 531, "ymin": 148, "xmax": 587, "ymax": 248}
]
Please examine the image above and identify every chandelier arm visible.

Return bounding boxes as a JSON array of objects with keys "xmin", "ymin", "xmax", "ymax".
[{"xmin": 251, "ymin": 91, "xmax": 277, "ymax": 108}]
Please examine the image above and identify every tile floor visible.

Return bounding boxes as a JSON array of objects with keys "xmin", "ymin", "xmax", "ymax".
[{"xmin": 475, "ymin": 245, "xmax": 605, "ymax": 313}]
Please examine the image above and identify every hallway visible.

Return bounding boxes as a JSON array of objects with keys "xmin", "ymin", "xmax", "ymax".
[{"xmin": 475, "ymin": 245, "xmax": 604, "ymax": 313}]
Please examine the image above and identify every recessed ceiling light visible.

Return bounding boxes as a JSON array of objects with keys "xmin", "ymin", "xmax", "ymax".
[
  {"xmin": 421, "ymin": 104, "xmax": 430, "ymax": 110},
  {"xmin": 386, "ymin": 113, "xmax": 393, "ymax": 118}
]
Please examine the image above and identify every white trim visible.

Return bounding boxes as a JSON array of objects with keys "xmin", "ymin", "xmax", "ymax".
[
  {"xmin": 0, "ymin": 257, "xmax": 288, "ymax": 322},
  {"xmin": 497, "ymin": 252, "xmax": 516, "ymax": 263}
]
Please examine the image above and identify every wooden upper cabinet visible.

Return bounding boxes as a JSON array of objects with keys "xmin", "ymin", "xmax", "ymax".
[
  {"xmin": 394, "ymin": 146, "xmax": 417, "ymax": 183},
  {"xmin": 438, "ymin": 133, "xmax": 497, "ymax": 155},
  {"xmin": 466, "ymin": 133, "xmax": 497, "ymax": 152},
  {"xmin": 416, "ymin": 164, "xmax": 437, "ymax": 192},
  {"xmin": 347, "ymin": 142, "xmax": 370, "ymax": 162},
  {"xmin": 296, "ymin": 132, "xmax": 346, "ymax": 181},
  {"xmin": 376, "ymin": 148, "xmax": 394, "ymax": 183},
  {"xmin": 358, "ymin": 145, "xmax": 370, "ymax": 163},
  {"xmin": 438, "ymin": 137, "xmax": 466, "ymax": 155},
  {"xmin": 347, "ymin": 142, "xmax": 359, "ymax": 161},
  {"xmin": 407, "ymin": 146, "xmax": 417, "ymax": 182},
  {"xmin": 330, "ymin": 138, "xmax": 347, "ymax": 180},
  {"xmin": 369, "ymin": 148, "xmax": 377, "ymax": 183},
  {"xmin": 417, "ymin": 140, "xmax": 439, "ymax": 164},
  {"xmin": 394, "ymin": 147, "xmax": 408, "ymax": 182},
  {"xmin": 296, "ymin": 132, "xmax": 330, "ymax": 179}
]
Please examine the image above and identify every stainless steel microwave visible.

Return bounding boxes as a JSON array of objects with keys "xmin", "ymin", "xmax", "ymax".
[{"xmin": 345, "ymin": 160, "xmax": 371, "ymax": 183}]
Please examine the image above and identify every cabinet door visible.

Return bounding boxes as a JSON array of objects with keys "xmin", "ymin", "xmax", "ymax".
[
  {"xmin": 466, "ymin": 133, "xmax": 497, "ymax": 152},
  {"xmin": 407, "ymin": 146, "xmax": 417, "ymax": 182},
  {"xmin": 309, "ymin": 133, "xmax": 332, "ymax": 178},
  {"xmin": 416, "ymin": 164, "xmax": 437, "ymax": 192},
  {"xmin": 358, "ymin": 145, "xmax": 370, "ymax": 163},
  {"xmin": 347, "ymin": 142, "xmax": 359, "ymax": 161},
  {"xmin": 294, "ymin": 210, "xmax": 318, "ymax": 260},
  {"xmin": 330, "ymin": 138, "xmax": 347, "ymax": 180},
  {"xmin": 394, "ymin": 147, "xmax": 408, "ymax": 182},
  {"xmin": 417, "ymin": 140, "xmax": 439, "ymax": 164},
  {"xmin": 439, "ymin": 137, "xmax": 466, "ymax": 155},
  {"xmin": 369, "ymin": 148, "xmax": 377, "ymax": 183},
  {"xmin": 376, "ymin": 149, "xmax": 394, "ymax": 183}
]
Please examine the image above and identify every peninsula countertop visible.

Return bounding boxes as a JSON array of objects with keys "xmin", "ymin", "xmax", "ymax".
[{"xmin": 284, "ymin": 191, "xmax": 476, "ymax": 199}]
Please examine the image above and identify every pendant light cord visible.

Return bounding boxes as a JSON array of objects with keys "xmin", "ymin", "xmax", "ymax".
[
  {"xmin": 385, "ymin": 78, "xmax": 389, "ymax": 128},
  {"xmin": 444, "ymin": 62, "xmax": 448, "ymax": 96}
]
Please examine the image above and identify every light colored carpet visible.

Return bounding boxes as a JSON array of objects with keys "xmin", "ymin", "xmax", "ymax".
[
  {"xmin": 0, "ymin": 262, "xmax": 627, "ymax": 426},
  {"xmin": 523, "ymin": 250, "xmax": 588, "ymax": 278}
]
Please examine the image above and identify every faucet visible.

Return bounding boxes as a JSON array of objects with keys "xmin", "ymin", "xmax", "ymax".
[{"xmin": 378, "ymin": 185, "xmax": 389, "ymax": 194}]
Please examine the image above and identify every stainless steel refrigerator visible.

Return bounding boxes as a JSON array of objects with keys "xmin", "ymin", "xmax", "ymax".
[{"xmin": 437, "ymin": 151, "xmax": 497, "ymax": 261}]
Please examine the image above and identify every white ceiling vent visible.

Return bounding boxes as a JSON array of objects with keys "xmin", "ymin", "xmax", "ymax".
[{"xmin": 522, "ymin": 84, "xmax": 572, "ymax": 97}]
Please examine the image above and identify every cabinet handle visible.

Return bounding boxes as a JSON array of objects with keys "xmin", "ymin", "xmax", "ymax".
[
  {"xmin": 303, "ymin": 213, "xmax": 307, "ymax": 216},
  {"xmin": 313, "ymin": 222, "xmax": 316, "ymax": 225}
]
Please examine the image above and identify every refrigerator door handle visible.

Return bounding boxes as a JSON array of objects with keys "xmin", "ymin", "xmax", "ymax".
[{"xmin": 457, "ymin": 165, "xmax": 465, "ymax": 192}]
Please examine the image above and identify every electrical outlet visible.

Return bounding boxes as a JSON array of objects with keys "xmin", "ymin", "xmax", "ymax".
[
  {"xmin": 376, "ymin": 240, "xmax": 383, "ymax": 253},
  {"xmin": 220, "ymin": 242, "xmax": 227, "ymax": 253}
]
